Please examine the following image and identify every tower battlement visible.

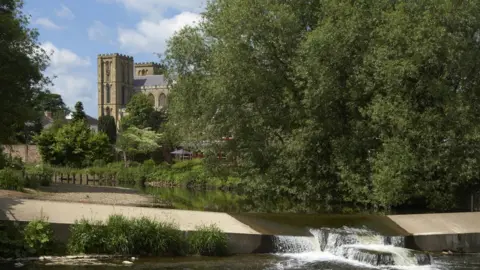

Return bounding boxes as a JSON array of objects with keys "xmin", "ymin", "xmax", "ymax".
[
  {"xmin": 98, "ymin": 53, "xmax": 134, "ymax": 60},
  {"xmin": 135, "ymin": 62, "xmax": 161, "ymax": 66}
]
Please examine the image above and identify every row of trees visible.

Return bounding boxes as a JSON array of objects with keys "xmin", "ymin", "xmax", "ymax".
[
  {"xmin": 35, "ymin": 93, "xmax": 172, "ymax": 168},
  {"xmin": 163, "ymin": 0, "xmax": 480, "ymax": 210}
]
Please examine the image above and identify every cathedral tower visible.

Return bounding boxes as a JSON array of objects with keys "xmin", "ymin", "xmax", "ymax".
[
  {"xmin": 134, "ymin": 62, "xmax": 164, "ymax": 76},
  {"xmin": 97, "ymin": 53, "xmax": 134, "ymax": 125}
]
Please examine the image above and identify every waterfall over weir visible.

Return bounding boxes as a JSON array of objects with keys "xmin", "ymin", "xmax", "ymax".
[{"xmin": 273, "ymin": 227, "xmax": 432, "ymax": 268}]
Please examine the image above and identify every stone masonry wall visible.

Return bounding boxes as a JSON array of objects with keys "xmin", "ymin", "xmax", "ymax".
[{"xmin": 2, "ymin": 145, "xmax": 41, "ymax": 164}]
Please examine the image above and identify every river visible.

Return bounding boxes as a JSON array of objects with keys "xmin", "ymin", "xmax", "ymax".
[{"xmin": 10, "ymin": 253, "xmax": 480, "ymax": 269}]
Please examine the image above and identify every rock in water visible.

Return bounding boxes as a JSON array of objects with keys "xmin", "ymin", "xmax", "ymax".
[{"xmin": 14, "ymin": 262, "xmax": 24, "ymax": 268}]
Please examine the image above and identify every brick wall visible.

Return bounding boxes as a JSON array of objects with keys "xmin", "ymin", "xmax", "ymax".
[{"xmin": 3, "ymin": 145, "xmax": 41, "ymax": 164}]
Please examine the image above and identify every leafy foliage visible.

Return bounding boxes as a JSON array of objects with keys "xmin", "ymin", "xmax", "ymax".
[
  {"xmin": 187, "ymin": 224, "xmax": 228, "ymax": 256},
  {"xmin": 35, "ymin": 119, "xmax": 113, "ymax": 167},
  {"xmin": 116, "ymin": 127, "xmax": 162, "ymax": 166},
  {"xmin": 23, "ymin": 218, "xmax": 54, "ymax": 255},
  {"xmin": 98, "ymin": 115, "xmax": 117, "ymax": 144},
  {"xmin": 0, "ymin": 168, "xmax": 24, "ymax": 191},
  {"xmin": 164, "ymin": 0, "xmax": 480, "ymax": 210},
  {"xmin": 121, "ymin": 93, "xmax": 166, "ymax": 131},
  {"xmin": 71, "ymin": 101, "xmax": 87, "ymax": 123},
  {"xmin": 67, "ymin": 215, "xmax": 186, "ymax": 256},
  {"xmin": 0, "ymin": 0, "xmax": 51, "ymax": 144}
]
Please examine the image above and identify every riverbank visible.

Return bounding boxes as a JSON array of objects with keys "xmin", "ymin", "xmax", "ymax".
[{"xmin": 0, "ymin": 182, "xmax": 174, "ymax": 208}]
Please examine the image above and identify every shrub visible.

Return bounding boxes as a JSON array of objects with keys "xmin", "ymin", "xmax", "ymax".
[
  {"xmin": 104, "ymin": 215, "xmax": 131, "ymax": 254},
  {"xmin": 23, "ymin": 218, "xmax": 54, "ymax": 255},
  {"xmin": 25, "ymin": 165, "xmax": 54, "ymax": 187},
  {"xmin": 187, "ymin": 224, "xmax": 228, "ymax": 256},
  {"xmin": 6, "ymin": 156, "xmax": 24, "ymax": 170},
  {"xmin": 0, "ymin": 168, "xmax": 24, "ymax": 191},
  {"xmin": 129, "ymin": 217, "xmax": 185, "ymax": 256},
  {"xmin": 92, "ymin": 159, "xmax": 107, "ymax": 167},
  {"xmin": 68, "ymin": 219, "xmax": 107, "ymax": 254},
  {"xmin": 68, "ymin": 215, "xmax": 186, "ymax": 256}
]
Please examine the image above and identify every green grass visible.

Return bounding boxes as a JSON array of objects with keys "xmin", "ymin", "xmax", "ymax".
[
  {"xmin": 68, "ymin": 215, "xmax": 186, "ymax": 256},
  {"xmin": 187, "ymin": 224, "xmax": 228, "ymax": 256},
  {"xmin": 67, "ymin": 215, "xmax": 229, "ymax": 257}
]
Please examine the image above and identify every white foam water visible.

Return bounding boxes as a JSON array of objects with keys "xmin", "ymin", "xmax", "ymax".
[{"xmin": 273, "ymin": 227, "xmax": 435, "ymax": 269}]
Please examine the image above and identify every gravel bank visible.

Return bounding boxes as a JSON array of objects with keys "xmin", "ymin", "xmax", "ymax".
[{"xmin": 1, "ymin": 183, "xmax": 164, "ymax": 207}]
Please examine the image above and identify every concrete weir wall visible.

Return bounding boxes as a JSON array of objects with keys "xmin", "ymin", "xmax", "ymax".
[
  {"xmin": 388, "ymin": 212, "xmax": 480, "ymax": 252},
  {"xmin": 0, "ymin": 198, "xmax": 276, "ymax": 254}
]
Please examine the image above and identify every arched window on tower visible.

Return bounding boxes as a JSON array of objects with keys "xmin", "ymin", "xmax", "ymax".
[
  {"xmin": 122, "ymin": 86, "xmax": 126, "ymax": 105},
  {"xmin": 106, "ymin": 84, "xmax": 111, "ymax": 103},
  {"xmin": 159, "ymin": 93, "xmax": 166, "ymax": 108},
  {"xmin": 147, "ymin": 93, "xmax": 155, "ymax": 106},
  {"xmin": 105, "ymin": 107, "xmax": 111, "ymax": 116}
]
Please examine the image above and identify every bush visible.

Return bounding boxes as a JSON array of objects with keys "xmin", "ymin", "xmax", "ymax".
[
  {"xmin": 92, "ymin": 159, "xmax": 107, "ymax": 167},
  {"xmin": 129, "ymin": 217, "xmax": 185, "ymax": 256},
  {"xmin": 23, "ymin": 218, "xmax": 54, "ymax": 255},
  {"xmin": 7, "ymin": 156, "xmax": 24, "ymax": 170},
  {"xmin": 67, "ymin": 219, "xmax": 107, "ymax": 254},
  {"xmin": 68, "ymin": 215, "xmax": 186, "ymax": 256},
  {"xmin": 0, "ymin": 169, "xmax": 24, "ymax": 191},
  {"xmin": 187, "ymin": 224, "xmax": 228, "ymax": 256},
  {"xmin": 25, "ymin": 165, "xmax": 54, "ymax": 187}
]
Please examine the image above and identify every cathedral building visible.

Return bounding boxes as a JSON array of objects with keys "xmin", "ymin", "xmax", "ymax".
[{"xmin": 97, "ymin": 53, "xmax": 169, "ymax": 125}]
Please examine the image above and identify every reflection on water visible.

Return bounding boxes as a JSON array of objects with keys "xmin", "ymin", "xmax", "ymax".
[
  {"xmin": 140, "ymin": 186, "xmax": 380, "ymax": 214},
  {"xmin": 8, "ymin": 254, "xmax": 480, "ymax": 270}
]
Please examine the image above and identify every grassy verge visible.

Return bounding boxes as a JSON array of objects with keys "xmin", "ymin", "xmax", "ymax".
[{"xmin": 68, "ymin": 214, "xmax": 229, "ymax": 257}]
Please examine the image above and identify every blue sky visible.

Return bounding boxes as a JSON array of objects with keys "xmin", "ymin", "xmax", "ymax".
[{"xmin": 24, "ymin": 0, "xmax": 204, "ymax": 117}]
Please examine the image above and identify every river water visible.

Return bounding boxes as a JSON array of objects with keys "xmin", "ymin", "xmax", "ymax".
[{"xmin": 10, "ymin": 226, "xmax": 480, "ymax": 270}]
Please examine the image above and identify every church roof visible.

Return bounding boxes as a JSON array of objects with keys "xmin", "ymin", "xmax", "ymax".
[{"xmin": 133, "ymin": 75, "xmax": 167, "ymax": 88}]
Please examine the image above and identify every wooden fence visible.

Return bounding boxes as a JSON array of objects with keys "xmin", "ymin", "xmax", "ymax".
[{"xmin": 52, "ymin": 172, "xmax": 120, "ymax": 186}]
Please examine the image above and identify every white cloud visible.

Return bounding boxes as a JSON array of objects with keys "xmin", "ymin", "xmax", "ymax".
[
  {"xmin": 118, "ymin": 11, "xmax": 201, "ymax": 54},
  {"xmin": 103, "ymin": 0, "xmax": 204, "ymax": 16},
  {"xmin": 88, "ymin": 21, "xmax": 115, "ymax": 44},
  {"xmin": 56, "ymin": 4, "xmax": 75, "ymax": 20},
  {"xmin": 41, "ymin": 42, "xmax": 90, "ymax": 73},
  {"xmin": 40, "ymin": 42, "xmax": 97, "ymax": 116},
  {"xmin": 34, "ymin": 18, "xmax": 63, "ymax": 30}
]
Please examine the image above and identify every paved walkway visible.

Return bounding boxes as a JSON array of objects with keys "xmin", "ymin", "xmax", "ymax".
[
  {"xmin": 388, "ymin": 212, "xmax": 480, "ymax": 235},
  {"xmin": 0, "ymin": 197, "xmax": 260, "ymax": 235}
]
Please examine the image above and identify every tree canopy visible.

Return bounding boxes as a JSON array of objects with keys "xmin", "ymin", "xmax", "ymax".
[
  {"xmin": 98, "ymin": 115, "xmax": 117, "ymax": 144},
  {"xmin": 0, "ymin": 0, "xmax": 51, "ymax": 143},
  {"xmin": 164, "ymin": 0, "xmax": 480, "ymax": 210},
  {"xmin": 72, "ymin": 101, "xmax": 87, "ymax": 123},
  {"xmin": 121, "ymin": 93, "xmax": 166, "ymax": 131}
]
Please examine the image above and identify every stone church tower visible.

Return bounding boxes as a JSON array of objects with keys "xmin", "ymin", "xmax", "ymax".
[
  {"xmin": 97, "ymin": 53, "xmax": 169, "ymax": 127},
  {"xmin": 97, "ymin": 53, "xmax": 134, "ymax": 125}
]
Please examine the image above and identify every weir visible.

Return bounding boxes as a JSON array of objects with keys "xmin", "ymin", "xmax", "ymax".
[{"xmin": 273, "ymin": 227, "xmax": 432, "ymax": 267}]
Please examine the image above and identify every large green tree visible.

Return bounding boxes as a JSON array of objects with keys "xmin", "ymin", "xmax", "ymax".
[
  {"xmin": 35, "ymin": 121, "xmax": 113, "ymax": 167},
  {"xmin": 116, "ymin": 127, "xmax": 162, "ymax": 166},
  {"xmin": 0, "ymin": 0, "xmax": 51, "ymax": 143},
  {"xmin": 165, "ymin": 0, "xmax": 480, "ymax": 211},
  {"xmin": 120, "ymin": 93, "xmax": 166, "ymax": 131}
]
